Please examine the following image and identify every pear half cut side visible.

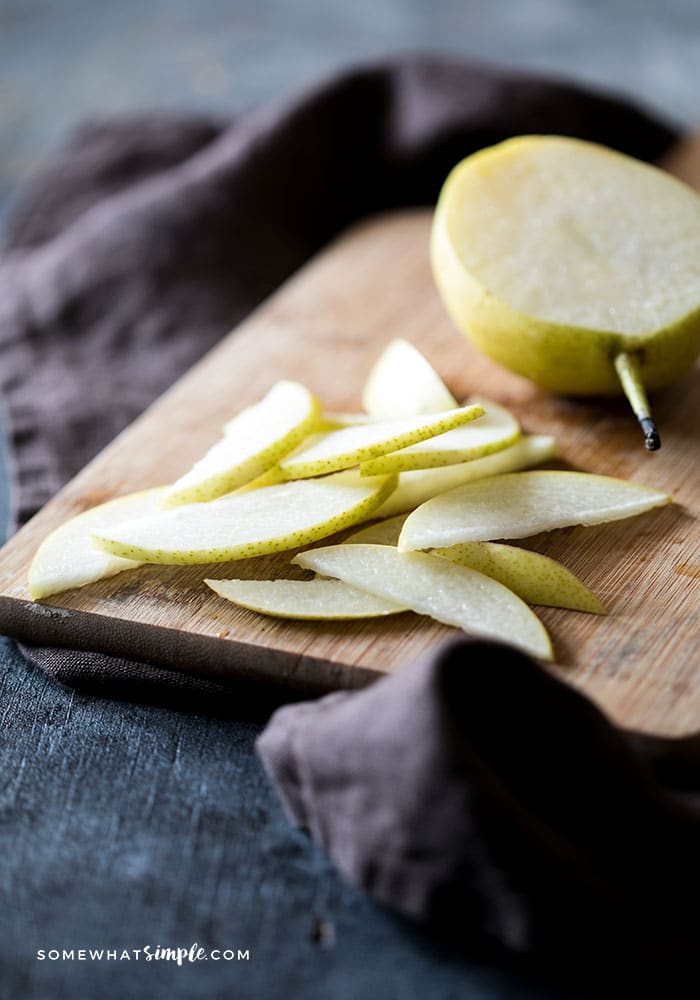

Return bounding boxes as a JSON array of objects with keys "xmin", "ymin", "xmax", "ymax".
[{"xmin": 432, "ymin": 135, "xmax": 700, "ymax": 448}]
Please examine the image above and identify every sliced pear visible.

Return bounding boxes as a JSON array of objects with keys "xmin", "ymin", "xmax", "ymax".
[
  {"xmin": 399, "ymin": 470, "xmax": 671, "ymax": 550},
  {"xmin": 360, "ymin": 396, "xmax": 520, "ymax": 474},
  {"xmin": 232, "ymin": 465, "xmax": 286, "ymax": 492},
  {"xmin": 373, "ymin": 434, "xmax": 557, "ymax": 519},
  {"xmin": 362, "ymin": 338, "xmax": 458, "ymax": 417},
  {"xmin": 205, "ymin": 577, "xmax": 406, "ymax": 619},
  {"xmin": 319, "ymin": 412, "xmax": 375, "ymax": 430},
  {"xmin": 163, "ymin": 380, "xmax": 321, "ymax": 507},
  {"xmin": 346, "ymin": 514, "xmax": 407, "ymax": 545},
  {"xmin": 293, "ymin": 544, "xmax": 552, "ymax": 660},
  {"xmin": 432, "ymin": 543, "xmax": 605, "ymax": 613},
  {"xmin": 92, "ymin": 470, "xmax": 396, "ymax": 564},
  {"xmin": 279, "ymin": 403, "xmax": 484, "ymax": 480},
  {"xmin": 346, "ymin": 514, "xmax": 603, "ymax": 612},
  {"xmin": 28, "ymin": 488, "xmax": 166, "ymax": 599}
]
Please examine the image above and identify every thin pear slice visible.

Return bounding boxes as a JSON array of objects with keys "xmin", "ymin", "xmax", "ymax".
[
  {"xmin": 346, "ymin": 514, "xmax": 408, "ymax": 545},
  {"xmin": 279, "ymin": 403, "xmax": 483, "ymax": 479},
  {"xmin": 361, "ymin": 396, "xmax": 520, "ymax": 474},
  {"xmin": 362, "ymin": 338, "xmax": 458, "ymax": 417},
  {"xmin": 163, "ymin": 380, "xmax": 321, "ymax": 507},
  {"xmin": 373, "ymin": 434, "xmax": 557, "ymax": 519},
  {"xmin": 346, "ymin": 515, "xmax": 604, "ymax": 612},
  {"xmin": 92, "ymin": 470, "xmax": 396, "ymax": 564},
  {"xmin": 432, "ymin": 543, "xmax": 605, "ymax": 613},
  {"xmin": 205, "ymin": 577, "xmax": 406, "ymax": 619},
  {"xmin": 319, "ymin": 412, "xmax": 375, "ymax": 430},
  {"xmin": 399, "ymin": 470, "xmax": 671, "ymax": 550},
  {"xmin": 28, "ymin": 488, "xmax": 166, "ymax": 599},
  {"xmin": 294, "ymin": 544, "xmax": 552, "ymax": 661}
]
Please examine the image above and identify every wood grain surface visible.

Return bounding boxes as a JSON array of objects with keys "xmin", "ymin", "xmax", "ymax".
[{"xmin": 0, "ymin": 210, "xmax": 698, "ymax": 734}]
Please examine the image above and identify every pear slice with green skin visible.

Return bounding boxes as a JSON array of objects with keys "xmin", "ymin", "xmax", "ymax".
[
  {"xmin": 372, "ymin": 434, "xmax": 557, "ymax": 519},
  {"xmin": 279, "ymin": 403, "xmax": 484, "ymax": 480},
  {"xmin": 360, "ymin": 396, "xmax": 520, "ymax": 474},
  {"xmin": 162, "ymin": 380, "xmax": 321, "ymax": 507},
  {"xmin": 318, "ymin": 412, "xmax": 374, "ymax": 431},
  {"xmin": 346, "ymin": 514, "xmax": 605, "ymax": 613},
  {"xmin": 432, "ymin": 543, "xmax": 605, "ymax": 614},
  {"xmin": 92, "ymin": 470, "xmax": 396, "ymax": 565},
  {"xmin": 232, "ymin": 465, "xmax": 286, "ymax": 492},
  {"xmin": 362, "ymin": 338, "xmax": 458, "ymax": 417},
  {"xmin": 398, "ymin": 470, "xmax": 671, "ymax": 551},
  {"xmin": 205, "ymin": 577, "xmax": 406, "ymax": 620},
  {"xmin": 28, "ymin": 488, "xmax": 166, "ymax": 599},
  {"xmin": 346, "ymin": 514, "xmax": 408, "ymax": 545},
  {"xmin": 294, "ymin": 544, "xmax": 553, "ymax": 661},
  {"xmin": 432, "ymin": 135, "xmax": 700, "ymax": 450}
]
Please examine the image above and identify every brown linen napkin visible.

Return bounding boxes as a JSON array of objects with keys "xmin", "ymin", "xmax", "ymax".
[
  {"xmin": 257, "ymin": 638, "xmax": 700, "ymax": 990},
  {"xmin": 0, "ymin": 55, "xmax": 678, "ymax": 700}
]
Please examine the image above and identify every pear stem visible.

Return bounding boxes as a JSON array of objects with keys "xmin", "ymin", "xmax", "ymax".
[{"xmin": 613, "ymin": 351, "xmax": 660, "ymax": 451}]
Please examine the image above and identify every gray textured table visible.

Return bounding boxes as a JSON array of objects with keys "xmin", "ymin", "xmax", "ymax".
[{"xmin": 2, "ymin": 2, "xmax": 698, "ymax": 996}]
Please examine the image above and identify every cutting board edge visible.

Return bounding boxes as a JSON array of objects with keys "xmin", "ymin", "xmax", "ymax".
[{"xmin": 0, "ymin": 594, "xmax": 383, "ymax": 696}]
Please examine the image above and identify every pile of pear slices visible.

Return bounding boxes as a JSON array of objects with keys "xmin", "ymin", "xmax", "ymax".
[{"xmin": 29, "ymin": 339, "xmax": 671, "ymax": 661}]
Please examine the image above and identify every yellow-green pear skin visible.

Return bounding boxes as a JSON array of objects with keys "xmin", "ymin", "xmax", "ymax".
[
  {"xmin": 431, "ymin": 135, "xmax": 700, "ymax": 397},
  {"xmin": 431, "ymin": 543, "xmax": 606, "ymax": 614}
]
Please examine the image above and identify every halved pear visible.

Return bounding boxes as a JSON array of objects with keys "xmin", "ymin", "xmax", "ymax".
[
  {"xmin": 293, "ymin": 544, "xmax": 552, "ymax": 660},
  {"xmin": 205, "ymin": 577, "xmax": 406, "ymax": 619},
  {"xmin": 91, "ymin": 470, "xmax": 396, "ymax": 564},
  {"xmin": 432, "ymin": 135, "xmax": 700, "ymax": 449},
  {"xmin": 360, "ymin": 396, "xmax": 520, "ymax": 474},
  {"xmin": 28, "ymin": 488, "xmax": 166, "ymax": 599},
  {"xmin": 372, "ymin": 434, "xmax": 557, "ymax": 519},
  {"xmin": 279, "ymin": 403, "xmax": 483, "ymax": 479},
  {"xmin": 432, "ymin": 543, "xmax": 605, "ymax": 613},
  {"xmin": 162, "ymin": 380, "xmax": 321, "ymax": 507},
  {"xmin": 399, "ymin": 470, "xmax": 671, "ymax": 550},
  {"xmin": 362, "ymin": 338, "xmax": 457, "ymax": 416},
  {"xmin": 346, "ymin": 514, "xmax": 604, "ymax": 612}
]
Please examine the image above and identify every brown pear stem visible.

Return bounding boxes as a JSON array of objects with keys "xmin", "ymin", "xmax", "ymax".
[{"xmin": 613, "ymin": 352, "xmax": 660, "ymax": 451}]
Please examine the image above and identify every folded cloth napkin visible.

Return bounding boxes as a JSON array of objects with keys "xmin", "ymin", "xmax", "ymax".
[
  {"xmin": 257, "ymin": 639, "xmax": 700, "ymax": 990},
  {"xmin": 0, "ymin": 55, "xmax": 677, "ymax": 700}
]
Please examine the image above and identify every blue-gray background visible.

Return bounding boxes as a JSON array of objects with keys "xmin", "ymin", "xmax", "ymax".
[{"xmin": 0, "ymin": 3, "xmax": 697, "ymax": 998}]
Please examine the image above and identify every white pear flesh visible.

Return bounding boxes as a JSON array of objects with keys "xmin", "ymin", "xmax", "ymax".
[
  {"xmin": 319, "ymin": 412, "xmax": 375, "ymax": 430},
  {"xmin": 399, "ymin": 470, "xmax": 671, "ymax": 550},
  {"xmin": 163, "ymin": 380, "xmax": 321, "ymax": 507},
  {"xmin": 28, "ymin": 488, "xmax": 166, "ymax": 599},
  {"xmin": 432, "ymin": 543, "xmax": 605, "ymax": 613},
  {"xmin": 279, "ymin": 403, "xmax": 483, "ymax": 479},
  {"xmin": 346, "ymin": 514, "xmax": 408, "ymax": 545},
  {"xmin": 205, "ymin": 577, "xmax": 406, "ymax": 619},
  {"xmin": 347, "ymin": 515, "xmax": 604, "ymax": 613},
  {"xmin": 372, "ymin": 434, "xmax": 557, "ymax": 519},
  {"xmin": 91, "ymin": 470, "xmax": 396, "ymax": 564},
  {"xmin": 360, "ymin": 396, "xmax": 520, "ymax": 474},
  {"xmin": 294, "ymin": 544, "xmax": 552, "ymax": 661},
  {"xmin": 362, "ymin": 338, "xmax": 457, "ymax": 416}
]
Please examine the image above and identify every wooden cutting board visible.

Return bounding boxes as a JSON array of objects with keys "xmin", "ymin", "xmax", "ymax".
[{"xmin": 0, "ymin": 208, "xmax": 698, "ymax": 735}]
